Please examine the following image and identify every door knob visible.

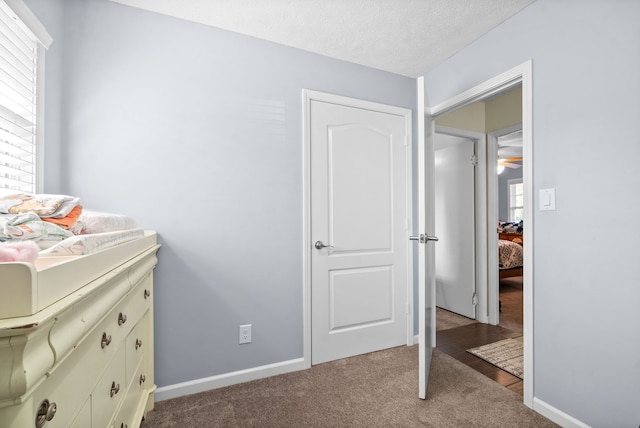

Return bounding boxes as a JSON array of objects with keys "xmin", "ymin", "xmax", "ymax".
[
  {"xmin": 409, "ymin": 234, "xmax": 439, "ymax": 244},
  {"xmin": 314, "ymin": 241, "xmax": 334, "ymax": 250}
]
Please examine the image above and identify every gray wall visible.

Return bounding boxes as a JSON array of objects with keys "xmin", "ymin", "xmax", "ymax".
[
  {"xmin": 24, "ymin": 0, "xmax": 65, "ymax": 190},
  {"xmin": 24, "ymin": 0, "xmax": 417, "ymax": 388},
  {"xmin": 425, "ymin": 0, "xmax": 640, "ymax": 426}
]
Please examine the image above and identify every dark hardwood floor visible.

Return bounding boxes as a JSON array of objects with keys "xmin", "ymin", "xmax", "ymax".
[{"xmin": 436, "ymin": 277, "xmax": 524, "ymax": 395}]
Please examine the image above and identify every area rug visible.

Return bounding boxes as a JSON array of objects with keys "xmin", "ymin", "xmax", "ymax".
[{"xmin": 467, "ymin": 336, "xmax": 523, "ymax": 379}]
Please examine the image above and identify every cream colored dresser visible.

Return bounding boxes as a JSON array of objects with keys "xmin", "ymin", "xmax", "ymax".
[{"xmin": 0, "ymin": 231, "xmax": 159, "ymax": 428}]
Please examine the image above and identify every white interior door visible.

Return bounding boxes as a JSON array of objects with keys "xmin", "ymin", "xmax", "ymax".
[
  {"xmin": 418, "ymin": 106, "xmax": 437, "ymax": 399},
  {"xmin": 309, "ymin": 93, "xmax": 411, "ymax": 365},
  {"xmin": 434, "ymin": 136, "xmax": 476, "ymax": 319}
]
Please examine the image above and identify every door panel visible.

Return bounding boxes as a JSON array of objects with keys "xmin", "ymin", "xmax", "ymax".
[
  {"xmin": 329, "ymin": 125, "xmax": 392, "ymax": 251},
  {"xmin": 418, "ymin": 111, "xmax": 436, "ymax": 399},
  {"xmin": 310, "ymin": 98, "xmax": 409, "ymax": 365},
  {"xmin": 329, "ymin": 266, "xmax": 393, "ymax": 330},
  {"xmin": 434, "ymin": 137, "xmax": 476, "ymax": 319}
]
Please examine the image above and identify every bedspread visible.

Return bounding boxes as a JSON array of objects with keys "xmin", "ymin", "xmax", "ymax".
[{"xmin": 499, "ymin": 239, "xmax": 523, "ymax": 269}]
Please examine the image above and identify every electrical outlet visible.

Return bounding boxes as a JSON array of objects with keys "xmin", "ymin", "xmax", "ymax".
[{"xmin": 239, "ymin": 324, "xmax": 251, "ymax": 344}]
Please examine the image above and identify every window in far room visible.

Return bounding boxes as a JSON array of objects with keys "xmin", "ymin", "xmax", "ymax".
[
  {"xmin": 0, "ymin": 0, "xmax": 51, "ymax": 193},
  {"xmin": 508, "ymin": 178, "xmax": 524, "ymax": 222}
]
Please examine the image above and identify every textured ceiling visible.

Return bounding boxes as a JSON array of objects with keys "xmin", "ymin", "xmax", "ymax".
[{"xmin": 110, "ymin": 0, "xmax": 535, "ymax": 77}]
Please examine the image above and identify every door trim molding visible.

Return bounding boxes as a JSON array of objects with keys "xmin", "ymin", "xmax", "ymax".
[
  {"xmin": 426, "ymin": 60, "xmax": 534, "ymax": 407},
  {"xmin": 302, "ymin": 89, "xmax": 414, "ymax": 369}
]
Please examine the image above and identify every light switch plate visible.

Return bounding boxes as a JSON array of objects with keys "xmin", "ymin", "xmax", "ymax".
[{"xmin": 539, "ymin": 188, "xmax": 556, "ymax": 211}]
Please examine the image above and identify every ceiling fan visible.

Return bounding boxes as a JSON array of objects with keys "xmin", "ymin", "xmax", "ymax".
[
  {"xmin": 498, "ymin": 157, "xmax": 522, "ymax": 169},
  {"xmin": 497, "ymin": 131, "xmax": 522, "ymax": 173}
]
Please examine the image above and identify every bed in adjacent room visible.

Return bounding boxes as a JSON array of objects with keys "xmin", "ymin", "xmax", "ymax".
[{"xmin": 498, "ymin": 222, "xmax": 524, "ymax": 279}]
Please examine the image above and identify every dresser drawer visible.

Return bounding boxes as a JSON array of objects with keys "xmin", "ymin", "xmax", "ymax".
[
  {"xmin": 48, "ymin": 266, "xmax": 131, "ymax": 360},
  {"xmin": 69, "ymin": 397, "xmax": 91, "ymax": 428},
  {"xmin": 49, "ymin": 279, "xmax": 150, "ymax": 373},
  {"xmin": 114, "ymin": 355, "xmax": 150, "ymax": 428},
  {"xmin": 126, "ymin": 314, "xmax": 148, "ymax": 379},
  {"xmin": 92, "ymin": 346, "xmax": 126, "ymax": 427},
  {"xmin": 118, "ymin": 281, "xmax": 151, "ymax": 338}
]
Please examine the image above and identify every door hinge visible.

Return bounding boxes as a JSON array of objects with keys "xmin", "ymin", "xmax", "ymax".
[
  {"xmin": 470, "ymin": 154, "xmax": 478, "ymax": 166},
  {"xmin": 472, "ymin": 292, "xmax": 478, "ymax": 306},
  {"xmin": 406, "ymin": 302, "xmax": 411, "ymax": 315},
  {"xmin": 404, "ymin": 136, "xmax": 410, "ymax": 147}
]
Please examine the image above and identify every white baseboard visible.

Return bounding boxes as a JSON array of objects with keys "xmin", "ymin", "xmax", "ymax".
[
  {"xmin": 154, "ymin": 353, "xmax": 589, "ymax": 428},
  {"xmin": 533, "ymin": 397, "xmax": 590, "ymax": 428},
  {"xmin": 155, "ymin": 357, "xmax": 307, "ymax": 402}
]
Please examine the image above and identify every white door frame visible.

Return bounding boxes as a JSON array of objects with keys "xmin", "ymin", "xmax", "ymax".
[
  {"xmin": 487, "ymin": 123, "xmax": 523, "ymax": 326},
  {"xmin": 434, "ymin": 126, "xmax": 488, "ymax": 323},
  {"xmin": 302, "ymin": 89, "xmax": 414, "ymax": 369},
  {"xmin": 426, "ymin": 60, "xmax": 534, "ymax": 407}
]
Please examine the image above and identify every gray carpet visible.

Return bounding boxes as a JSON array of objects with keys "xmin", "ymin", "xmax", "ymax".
[{"xmin": 141, "ymin": 346, "xmax": 556, "ymax": 427}]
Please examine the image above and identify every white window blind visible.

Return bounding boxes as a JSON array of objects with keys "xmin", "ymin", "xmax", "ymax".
[
  {"xmin": 508, "ymin": 178, "xmax": 524, "ymax": 222},
  {"xmin": 0, "ymin": 0, "xmax": 50, "ymax": 194}
]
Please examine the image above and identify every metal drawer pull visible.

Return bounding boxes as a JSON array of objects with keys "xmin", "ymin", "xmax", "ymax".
[
  {"xmin": 143, "ymin": 289, "xmax": 150, "ymax": 299},
  {"xmin": 101, "ymin": 332, "xmax": 112, "ymax": 349},
  {"xmin": 118, "ymin": 312, "xmax": 127, "ymax": 325},
  {"xmin": 139, "ymin": 374, "xmax": 146, "ymax": 385},
  {"xmin": 35, "ymin": 399, "xmax": 57, "ymax": 428},
  {"xmin": 110, "ymin": 381, "xmax": 120, "ymax": 397},
  {"xmin": 135, "ymin": 338, "xmax": 143, "ymax": 350},
  {"xmin": 121, "ymin": 424, "xmax": 128, "ymax": 428}
]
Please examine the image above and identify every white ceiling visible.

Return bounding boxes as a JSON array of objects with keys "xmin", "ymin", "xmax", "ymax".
[{"xmin": 110, "ymin": 0, "xmax": 535, "ymax": 77}]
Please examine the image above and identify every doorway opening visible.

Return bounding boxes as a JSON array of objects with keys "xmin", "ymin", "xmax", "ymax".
[
  {"xmin": 426, "ymin": 61, "xmax": 533, "ymax": 406},
  {"xmin": 490, "ymin": 126, "xmax": 524, "ymax": 332}
]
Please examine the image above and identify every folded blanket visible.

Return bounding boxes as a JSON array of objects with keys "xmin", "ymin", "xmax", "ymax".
[
  {"xmin": 0, "ymin": 212, "xmax": 74, "ymax": 242},
  {"xmin": 0, "ymin": 194, "xmax": 80, "ymax": 218},
  {"xmin": 42, "ymin": 205, "xmax": 83, "ymax": 229}
]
